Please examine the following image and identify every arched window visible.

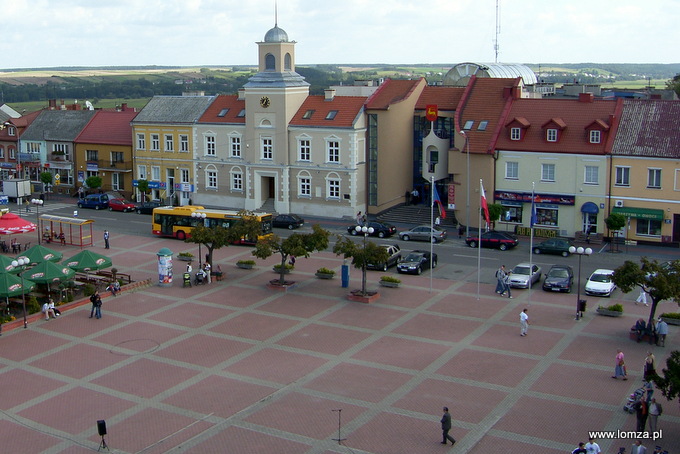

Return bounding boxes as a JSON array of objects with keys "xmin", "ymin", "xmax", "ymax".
[
  {"xmin": 204, "ymin": 164, "xmax": 218, "ymax": 189},
  {"xmin": 297, "ymin": 170, "xmax": 312, "ymax": 198},
  {"xmin": 229, "ymin": 166, "xmax": 243, "ymax": 191},
  {"xmin": 284, "ymin": 53, "xmax": 292, "ymax": 71},
  {"xmin": 265, "ymin": 54, "xmax": 276, "ymax": 70}
]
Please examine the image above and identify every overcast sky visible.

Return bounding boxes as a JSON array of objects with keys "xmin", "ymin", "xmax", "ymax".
[{"xmin": 2, "ymin": 0, "xmax": 677, "ymax": 69}]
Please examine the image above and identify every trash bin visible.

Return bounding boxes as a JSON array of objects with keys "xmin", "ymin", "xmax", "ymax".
[
  {"xmin": 579, "ymin": 299, "xmax": 587, "ymax": 313},
  {"xmin": 341, "ymin": 260, "xmax": 349, "ymax": 288}
]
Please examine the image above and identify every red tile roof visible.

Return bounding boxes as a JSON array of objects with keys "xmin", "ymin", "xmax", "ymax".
[
  {"xmin": 365, "ymin": 78, "xmax": 425, "ymax": 110},
  {"xmin": 612, "ymin": 99, "xmax": 680, "ymax": 158},
  {"xmin": 199, "ymin": 95, "xmax": 246, "ymax": 124},
  {"xmin": 0, "ymin": 110, "xmax": 41, "ymax": 141},
  {"xmin": 74, "ymin": 110, "xmax": 138, "ymax": 145},
  {"xmin": 495, "ymin": 97, "xmax": 618, "ymax": 155},
  {"xmin": 456, "ymin": 77, "xmax": 521, "ymax": 154},
  {"xmin": 415, "ymin": 86, "xmax": 465, "ymax": 111},
  {"xmin": 289, "ymin": 95, "xmax": 367, "ymax": 128}
]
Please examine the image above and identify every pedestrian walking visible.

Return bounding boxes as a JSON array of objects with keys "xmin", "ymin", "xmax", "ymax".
[
  {"xmin": 643, "ymin": 379, "xmax": 654, "ymax": 404},
  {"xmin": 647, "ymin": 398, "xmax": 662, "ymax": 432},
  {"xmin": 520, "ymin": 308, "xmax": 529, "ymax": 336},
  {"xmin": 613, "ymin": 349, "xmax": 627, "ymax": 380},
  {"xmin": 634, "ymin": 398, "xmax": 648, "ymax": 432},
  {"xmin": 644, "ymin": 352, "xmax": 656, "ymax": 381},
  {"xmin": 495, "ymin": 265, "xmax": 507, "ymax": 294},
  {"xmin": 435, "ymin": 216, "xmax": 441, "ymax": 226},
  {"xmin": 572, "ymin": 442, "xmax": 587, "ymax": 454},
  {"xmin": 636, "ymin": 288, "xmax": 649, "ymax": 306},
  {"xmin": 654, "ymin": 317, "xmax": 668, "ymax": 346},
  {"xmin": 631, "ymin": 440, "xmax": 647, "ymax": 454},
  {"xmin": 89, "ymin": 292, "xmax": 102, "ymax": 319},
  {"xmin": 585, "ymin": 437, "xmax": 601, "ymax": 454},
  {"xmin": 103, "ymin": 230, "xmax": 110, "ymax": 249},
  {"xmin": 503, "ymin": 271, "xmax": 513, "ymax": 298},
  {"xmin": 439, "ymin": 406, "xmax": 456, "ymax": 445}
]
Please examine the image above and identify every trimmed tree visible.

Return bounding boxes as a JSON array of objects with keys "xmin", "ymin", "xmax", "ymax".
[
  {"xmin": 612, "ymin": 258, "xmax": 680, "ymax": 329},
  {"xmin": 39, "ymin": 171, "xmax": 53, "ymax": 193},
  {"xmin": 137, "ymin": 179, "xmax": 149, "ymax": 202},
  {"xmin": 487, "ymin": 203, "xmax": 503, "ymax": 230},
  {"xmin": 252, "ymin": 224, "xmax": 330, "ymax": 285},
  {"xmin": 605, "ymin": 212, "xmax": 626, "ymax": 252},
  {"xmin": 85, "ymin": 175, "xmax": 103, "ymax": 192},
  {"xmin": 655, "ymin": 350, "xmax": 680, "ymax": 406},
  {"xmin": 333, "ymin": 235, "xmax": 389, "ymax": 296}
]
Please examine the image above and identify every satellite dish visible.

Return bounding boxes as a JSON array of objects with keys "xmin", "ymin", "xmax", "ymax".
[{"xmin": 85, "ymin": 101, "xmax": 94, "ymax": 110}]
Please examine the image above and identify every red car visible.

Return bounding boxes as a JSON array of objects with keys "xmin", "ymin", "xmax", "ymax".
[{"xmin": 108, "ymin": 198, "xmax": 136, "ymax": 212}]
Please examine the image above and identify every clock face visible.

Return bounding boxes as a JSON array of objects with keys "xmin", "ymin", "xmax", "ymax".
[{"xmin": 260, "ymin": 96, "xmax": 271, "ymax": 108}]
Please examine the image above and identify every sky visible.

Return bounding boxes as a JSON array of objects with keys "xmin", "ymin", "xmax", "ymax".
[{"xmin": 1, "ymin": 0, "xmax": 677, "ymax": 69}]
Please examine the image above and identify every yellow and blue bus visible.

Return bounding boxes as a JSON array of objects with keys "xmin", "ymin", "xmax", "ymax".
[{"xmin": 151, "ymin": 206, "xmax": 273, "ymax": 244}]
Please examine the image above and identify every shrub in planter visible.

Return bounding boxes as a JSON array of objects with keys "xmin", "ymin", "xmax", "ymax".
[
  {"xmin": 237, "ymin": 259, "xmax": 256, "ymax": 269},
  {"xmin": 273, "ymin": 263, "xmax": 294, "ymax": 273},
  {"xmin": 178, "ymin": 252, "xmax": 194, "ymax": 261},
  {"xmin": 604, "ymin": 303, "xmax": 623, "ymax": 312},
  {"xmin": 380, "ymin": 275, "xmax": 401, "ymax": 287},
  {"xmin": 596, "ymin": 303, "xmax": 623, "ymax": 316},
  {"xmin": 315, "ymin": 267, "xmax": 336, "ymax": 279},
  {"xmin": 660, "ymin": 312, "xmax": 680, "ymax": 325}
]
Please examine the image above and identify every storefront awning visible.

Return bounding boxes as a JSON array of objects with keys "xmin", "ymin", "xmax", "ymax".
[
  {"xmin": 581, "ymin": 202, "xmax": 599, "ymax": 214},
  {"xmin": 612, "ymin": 207, "xmax": 664, "ymax": 221}
]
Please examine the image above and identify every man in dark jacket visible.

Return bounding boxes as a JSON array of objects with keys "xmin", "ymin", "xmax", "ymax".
[{"xmin": 440, "ymin": 407, "xmax": 456, "ymax": 445}]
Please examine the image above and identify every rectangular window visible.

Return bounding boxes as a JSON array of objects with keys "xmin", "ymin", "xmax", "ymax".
[
  {"xmin": 164, "ymin": 134, "xmax": 174, "ymax": 152},
  {"xmin": 302, "ymin": 110, "xmax": 314, "ymax": 119},
  {"xmin": 325, "ymin": 110, "xmax": 338, "ymax": 120},
  {"xmin": 505, "ymin": 161, "xmax": 518, "ymax": 179},
  {"xmin": 111, "ymin": 151, "xmax": 124, "ymax": 164},
  {"xmin": 137, "ymin": 165, "xmax": 147, "ymax": 180},
  {"xmin": 546, "ymin": 129, "xmax": 558, "ymax": 142},
  {"xmin": 151, "ymin": 134, "xmax": 160, "ymax": 151},
  {"xmin": 327, "ymin": 140, "xmax": 340, "ymax": 163},
  {"xmin": 0, "ymin": 147, "xmax": 4, "ymax": 158},
  {"xmin": 463, "ymin": 120, "xmax": 474, "ymax": 130},
  {"xmin": 231, "ymin": 172, "xmax": 243, "ymax": 190},
  {"xmin": 261, "ymin": 137, "xmax": 273, "ymax": 160},
  {"xmin": 636, "ymin": 219, "xmax": 662, "ymax": 236},
  {"xmin": 299, "ymin": 177, "xmax": 311, "ymax": 197},
  {"xmin": 237, "ymin": 109, "xmax": 246, "ymax": 117},
  {"xmin": 298, "ymin": 139, "xmax": 311, "ymax": 161},
  {"xmin": 179, "ymin": 135, "xmax": 189, "ymax": 152},
  {"xmin": 615, "ymin": 166, "xmax": 630, "ymax": 186},
  {"xmin": 205, "ymin": 136, "xmax": 216, "ymax": 156},
  {"xmin": 6, "ymin": 126, "xmax": 16, "ymax": 136},
  {"xmin": 137, "ymin": 133, "xmax": 146, "ymax": 150},
  {"xmin": 541, "ymin": 163, "xmax": 555, "ymax": 182},
  {"xmin": 647, "ymin": 168, "xmax": 661, "ymax": 188},
  {"xmin": 230, "ymin": 136, "xmax": 241, "ymax": 158},
  {"xmin": 9, "ymin": 147, "xmax": 16, "ymax": 159},
  {"xmin": 510, "ymin": 127, "xmax": 521, "ymax": 141},
  {"xmin": 86, "ymin": 150, "xmax": 98, "ymax": 161},
  {"xmin": 206, "ymin": 170, "xmax": 218, "ymax": 189},
  {"xmin": 151, "ymin": 166, "xmax": 161, "ymax": 181},
  {"xmin": 181, "ymin": 168, "xmax": 189, "ymax": 184},
  {"xmin": 589, "ymin": 130, "xmax": 601, "ymax": 144},
  {"xmin": 327, "ymin": 179, "xmax": 340, "ymax": 199},
  {"xmin": 477, "ymin": 120, "xmax": 488, "ymax": 131},
  {"xmin": 501, "ymin": 204, "xmax": 523, "ymax": 223},
  {"xmin": 584, "ymin": 166, "xmax": 598, "ymax": 184},
  {"xmin": 28, "ymin": 142, "xmax": 41, "ymax": 153},
  {"xmin": 218, "ymin": 108, "xmax": 229, "ymax": 117},
  {"xmin": 535, "ymin": 207, "xmax": 558, "ymax": 226}
]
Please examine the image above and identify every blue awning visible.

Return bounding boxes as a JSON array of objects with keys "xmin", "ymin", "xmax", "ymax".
[{"xmin": 581, "ymin": 202, "xmax": 599, "ymax": 214}]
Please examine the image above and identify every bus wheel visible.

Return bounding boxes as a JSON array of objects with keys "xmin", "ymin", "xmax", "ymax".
[{"xmin": 177, "ymin": 231, "xmax": 186, "ymax": 240}]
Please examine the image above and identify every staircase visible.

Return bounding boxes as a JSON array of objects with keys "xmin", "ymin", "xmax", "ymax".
[
  {"xmin": 376, "ymin": 204, "xmax": 459, "ymax": 227},
  {"xmin": 259, "ymin": 198, "xmax": 276, "ymax": 214}
]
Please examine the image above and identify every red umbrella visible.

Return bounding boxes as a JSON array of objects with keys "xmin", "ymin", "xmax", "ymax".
[{"xmin": 0, "ymin": 212, "xmax": 37, "ymax": 235}]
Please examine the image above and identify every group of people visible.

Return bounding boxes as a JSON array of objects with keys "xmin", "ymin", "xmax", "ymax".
[
  {"xmin": 187, "ymin": 263, "xmax": 213, "ymax": 285},
  {"xmin": 494, "ymin": 265, "xmax": 513, "ymax": 298},
  {"xmin": 573, "ymin": 438, "xmax": 665, "ymax": 454},
  {"xmin": 355, "ymin": 211, "xmax": 367, "ymax": 226},
  {"xmin": 41, "ymin": 299, "xmax": 61, "ymax": 320},
  {"xmin": 633, "ymin": 317, "xmax": 668, "ymax": 346},
  {"xmin": 89, "ymin": 291, "xmax": 103, "ymax": 319}
]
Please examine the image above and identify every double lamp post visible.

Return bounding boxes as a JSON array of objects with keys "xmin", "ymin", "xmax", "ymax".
[{"xmin": 569, "ymin": 246, "xmax": 592, "ymax": 320}]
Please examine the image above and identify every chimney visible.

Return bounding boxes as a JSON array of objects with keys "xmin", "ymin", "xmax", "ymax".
[
  {"xmin": 121, "ymin": 103, "xmax": 128, "ymax": 111},
  {"xmin": 237, "ymin": 88, "xmax": 245, "ymax": 101},
  {"xmin": 324, "ymin": 88, "xmax": 336, "ymax": 101},
  {"xmin": 48, "ymin": 99, "xmax": 57, "ymax": 110},
  {"xmin": 578, "ymin": 92, "xmax": 594, "ymax": 103}
]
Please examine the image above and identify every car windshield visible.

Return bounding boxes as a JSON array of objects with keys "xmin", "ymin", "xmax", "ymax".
[
  {"xmin": 550, "ymin": 269, "xmax": 569, "ymax": 278},
  {"xmin": 591, "ymin": 274, "xmax": 611, "ymax": 283},
  {"xmin": 513, "ymin": 267, "xmax": 530, "ymax": 275},
  {"xmin": 404, "ymin": 253, "xmax": 424, "ymax": 261}
]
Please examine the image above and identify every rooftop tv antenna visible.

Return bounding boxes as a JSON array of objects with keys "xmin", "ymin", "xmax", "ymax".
[{"xmin": 494, "ymin": 0, "xmax": 501, "ymax": 63}]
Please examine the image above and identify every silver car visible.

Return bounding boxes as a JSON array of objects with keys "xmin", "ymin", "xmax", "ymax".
[
  {"xmin": 509, "ymin": 263, "xmax": 542, "ymax": 288},
  {"xmin": 398, "ymin": 225, "xmax": 447, "ymax": 243}
]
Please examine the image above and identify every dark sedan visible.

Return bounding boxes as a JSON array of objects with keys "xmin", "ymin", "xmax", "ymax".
[
  {"xmin": 542, "ymin": 265, "xmax": 574, "ymax": 293},
  {"xmin": 396, "ymin": 250, "xmax": 438, "ymax": 275},
  {"xmin": 273, "ymin": 214, "xmax": 304, "ymax": 229},
  {"xmin": 136, "ymin": 201, "xmax": 162, "ymax": 214},
  {"xmin": 465, "ymin": 231, "xmax": 519, "ymax": 251},
  {"xmin": 348, "ymin": 221, "xmax": 397, "ymax": 238},
  {"xmin": 533, "ymin": 238, "xmax": 574, "ymax": 257}
]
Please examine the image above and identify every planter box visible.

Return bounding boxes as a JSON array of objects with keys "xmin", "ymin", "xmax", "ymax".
[
  {"xmin": 380, "ymin": 281, "xmax": 400, "ymax": 288},
  {"xmin": 661, "ymin": 317, "xmax": 680, "ymax": 326},
  {"xmin": 315, "ymin": 273, "xmax": 335, "ymax": 279},
  {"xmin": 177, "ymin": 256, "xmax": 194, "ymax": 262},
  {"xmin": 273, "ymin": 267, "xmax": 291, "ymax": 274},
  {"xmin": 236, "ymin": 263, "xmax": 254, "ymax": 270},
  {"xmin": 596, "ymin": 308, "xmax": 623, "ymax": 317}
]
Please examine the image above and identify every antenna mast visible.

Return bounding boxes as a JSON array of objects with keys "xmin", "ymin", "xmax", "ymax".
[
  {"xmin": 494, "ymin": 0, "xmax": 501, "ymax": 63},
  {"xmin": 275, "ymin": 0, "xmax": 278, "ymax": 26}
]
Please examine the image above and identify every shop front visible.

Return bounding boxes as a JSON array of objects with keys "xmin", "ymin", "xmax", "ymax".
[
  {"xmin": 495, "ymin": 191, "xmax": 576, "ymax": 238},
  {"xmin": 612, "ymin": 206, "xmax": 665, "ymax": 243}
]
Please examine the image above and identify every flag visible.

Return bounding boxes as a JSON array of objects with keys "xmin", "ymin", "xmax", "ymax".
[
  {"xmin": 480, "ymin": 180, "xmax": 490, "ymax": 224},
  {"xmin": 530, "ymin": 196, "xmax": 538, "ymax": 227},
  {"xmin": 432, "ymin": 185, "xmax": 446, "ymax": 219}
]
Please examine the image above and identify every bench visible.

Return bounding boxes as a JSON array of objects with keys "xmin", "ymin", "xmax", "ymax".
[{"xmin": 629, "ymin": 329, "xmax": 654, "ymax": 344}]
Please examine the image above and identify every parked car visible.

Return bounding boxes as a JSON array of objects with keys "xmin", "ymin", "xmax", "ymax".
[
  {"xmin": 273, "ymin": 214, "xmax": 304, "ymax": 229},
  {"xmin": 367, "ymin": 244, "xmax": 402, "ymax": 271},
  {"xmin": 465, "ymin": 231, "xmax": 518, "ymax": 250},
  {"xmin": 136, "ymin": 201, "xmax": 162, "ymax": 214},
  {"xmin": 348, "ymin": 221, "xmax": 397, "ymax": 238},
  {"xmin": 77, "ymin": 193, "xmax": 109, "ymax": 210},
  {"xmin": 542, "ymin": 265, "xmax": 574, "ymax": 292},
  {"xmin": 397, "ymin": 250, "xmax": 438, "ymax": 275},
  {"xmin": 509, "ymin": 263, "xmax": 542, "ymax": 288},
  {"xmin": 585, "ymin": 269, "xmax": 616, "ymax": 297},
  {"xmin": 108, "ymin": 198, "xmax": 136, "ymax": 212},
  {"xmin": 532, "ymin": 238, "xmax": 574, "ymax": 257},
  {"xmin": 398, "ymin": 225, "xmax": 447, "ymax": 243}
]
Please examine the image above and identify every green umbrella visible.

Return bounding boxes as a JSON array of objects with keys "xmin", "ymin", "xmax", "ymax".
[
  {"xmin": 24, "ymin": 261, "xmax": 76, "ymax": 284},
  {"xmin": 63, "ymin": 250, "xmax": 112, "ymax": 272},
  {"xmin": 16, "ymin": 244, "xmax": 63, "ymax": 265},
  {"xmin": 0, "ymin": 272, "xmax": 35, "ymax": 298},
  {"xmin": 0, "ymin": 255, "xmax": 20, "ymax": 274}
]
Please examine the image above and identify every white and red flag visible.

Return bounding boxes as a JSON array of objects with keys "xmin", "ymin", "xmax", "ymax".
[{"xmin": 480, "ymin": 180, "xmax": 490, "ymax": 225}]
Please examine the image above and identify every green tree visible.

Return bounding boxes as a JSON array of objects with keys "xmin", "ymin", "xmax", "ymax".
[
  {"xmin": 39, "ymin": 171, "xmax": 53, "ymax": 189},
  {"xmin": 85, "ymin": 175, "xmax": 102, "ymax": 191},
  {"xmin": 137, "ymin": 179, "xmax": 149, "ymax": 201},
  {"xmin": 605, "ymin": 212, "xmax": 626, "ymax": 252},
  {"xmin": 655, "ymin": 350, "xmax": 680, "ymax": 406},
  {"xmin": 487, "ymin": 203, "xmax": 503, "ymax": 229},
  {"xmin": 666, "ymin": 73, "xmax": 680, "ymax": 97},
  {"xmin": 333, "ymin": 235, "xmax": 389, "ymax": 296},
  {"xmin": 612, "ymin": 258, "xmax": 680, "ymax": 328},
  {"xmin": 252, "ymin": 224, "xmax": 330, "ymax": 285}
]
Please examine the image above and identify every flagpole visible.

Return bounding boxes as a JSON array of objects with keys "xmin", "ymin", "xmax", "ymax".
[
  {"xmin": 477, "ymin": 179, "xmax": 483, "ymax": 299},
  {"xmin": 430, "ymin": 176, "xmax": 434, "ymax": 293},
  {"xmin": 529, "ymin": 182, "xmax": 535, "ymax": 304}
]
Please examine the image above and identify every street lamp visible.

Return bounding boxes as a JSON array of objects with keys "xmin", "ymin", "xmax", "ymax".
[
  {"xmin": 10, "ymin": 257, "xmax": 30, "ymax": 329},
  {"xmin": 31, "ymin": 198, "xmax": 44, "ymax": 244},
  {"xmin": 191, "ymin": 212, "xmax": 207, "ymax": 265},
  {"xmin": 569, "ymin": 246, "xmax": 592, "ymax": 320},
  {"xmin": 355, "ymin": 225, "xmax": 374, "ymax": 295}
]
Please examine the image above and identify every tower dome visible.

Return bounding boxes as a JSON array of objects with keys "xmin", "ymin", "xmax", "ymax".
[{"xmin": 264, "ymin": 25, "xmax": 289, "ymax": 43}]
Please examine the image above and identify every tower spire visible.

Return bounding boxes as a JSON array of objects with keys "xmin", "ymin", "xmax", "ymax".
[{"xmin": 275, "ymin": 0, "xmax": 278, "ymax": 26}]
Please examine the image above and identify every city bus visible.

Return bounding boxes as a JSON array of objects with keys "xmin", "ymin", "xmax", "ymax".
[{"xmin": 151, "ymin": 206, "xmax": 273, "ymax": 244}]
